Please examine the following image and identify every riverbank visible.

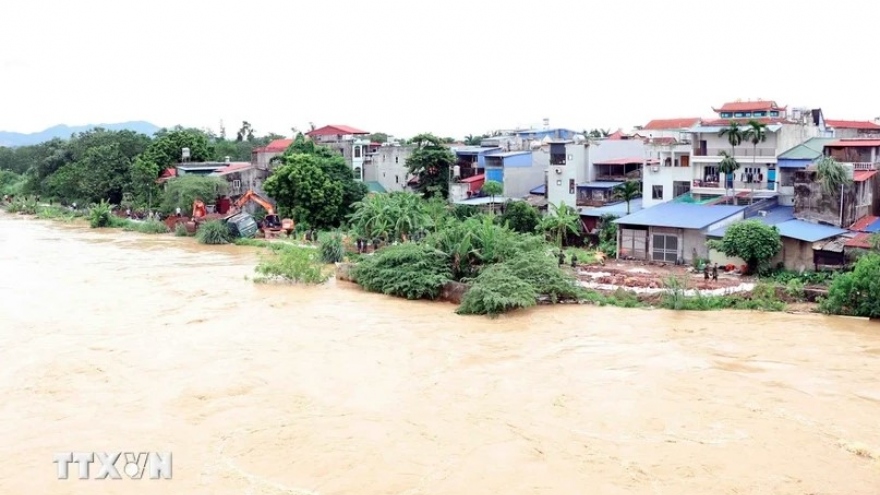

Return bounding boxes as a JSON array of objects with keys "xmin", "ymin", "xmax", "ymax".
[{"xmin": 2, "ymin": 207, "xmax": 824, "ymax": 315}]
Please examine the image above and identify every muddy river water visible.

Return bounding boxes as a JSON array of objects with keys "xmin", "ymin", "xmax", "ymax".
[{"xmin": 1, "ymin": 214, "xmax": 879, "ymax": 495}]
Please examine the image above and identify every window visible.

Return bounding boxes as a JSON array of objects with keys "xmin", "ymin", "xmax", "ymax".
[
  {"xmin": 652, "ymin": 185, "xmax": 663, "ymax": 200},
  {"xmin": 232, "ymin": 179, "xmax": 241, "ymax": 192},
  {"xmin": 703, "ymin": 166, "xmax": 719, "ymax": 181},
  {"xmin": 652, "ymin": 233, "xmax": 679, "ymax": 262},
  {"xmin": 770, "ymin": 111, "xmax": 779, "ymax": 117},
  {"xmin": 395, "ymin": 175, "xmax": 399, "ymax": 183},
  {"xmin": 395, "ymin": 157, "xmax": 399, "ymax": 164},
  {"xmin": 753, "ymin": 111, "xmax": 767, "ymax": 117},
  {"xmin": 734, "ymin": 112, "xmax": 748, "ymax": 118},
  {"xmin": 354, "ymin": 146, "xmax": 361, "ymax": 158},
  {"xmin": 672, "ymin": 180, "xmax": 690, "ymax": 197},
  {"xmin": 720, "ymin": 112, "xmax": 733, "ymax": 118}
]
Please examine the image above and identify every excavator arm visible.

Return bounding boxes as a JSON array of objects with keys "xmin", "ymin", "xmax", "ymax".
[{"xmin": 234, "ymin": 190, "xmax": 276, "ymax": 215}]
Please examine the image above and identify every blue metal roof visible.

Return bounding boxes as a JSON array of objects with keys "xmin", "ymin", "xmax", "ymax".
[
  {"xmin": 529, "ymin": 184, "xmax": 546, "ymax": 195},
  {"xmin": 614, "ymin": 202, "xmax": 746, "ymax": 229},
  {"xmin": 777, "ymin": 158, "xmax": 813, "ymax": 169},
  {"xmin": 580, "ymin": 198, "xmax": 643, "ymax": 217},
  {"xmin": 706, "ymin": 205, "xmax": 794, "ymax": 238},
  {"xmin": 865, "ymin": 218, "xmax": 880, "ymax": 233},
  {"xmin": 578, "ymin": 181, "xmax": 623, "ymax": 189},
  {"xmin": 774, "ymin": 220, "xmax": 847, "ymax": 242},
  {"xmin": 486, "ymin": 150, "xmax": 531, "ymax": 158}
]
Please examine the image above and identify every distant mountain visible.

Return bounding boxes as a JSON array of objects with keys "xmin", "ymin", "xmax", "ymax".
[{"xmin": 0, "ymin": 121, "xmax": 161, "ymax": 147}]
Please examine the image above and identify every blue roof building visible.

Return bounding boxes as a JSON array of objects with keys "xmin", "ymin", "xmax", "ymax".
[{"xmin": 613, "ymin": 202, "xmax": 747, "ymax": 262}]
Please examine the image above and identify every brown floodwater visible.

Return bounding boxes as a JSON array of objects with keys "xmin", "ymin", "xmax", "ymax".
[{"xmin": 1, "ymin": 213, "xmax": 879, "ymax": 495}]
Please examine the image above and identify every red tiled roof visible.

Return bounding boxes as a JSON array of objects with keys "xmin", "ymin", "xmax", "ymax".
[
  {"xmin": 701, "ymin": 117, "xmax": 790, "ymax": 126},
  {"xmin": 844, "ymin": 232, "xmax": 872, "ymax": 249},
  {"xmin": 642, "ymin": 118, "xmax": 700, "ymax": 130},
  {"xmin": 850, "ymin": 215, "xmax": 879, "ymax": 232},
  {"xmin": 159, "ymin": 167, "xmax": 177, "ymax": 179},
  {"xmin": 459, "ymin": 173, "xmax": 485, "ymax": 184},
  {"xmin": 853, "ymin": 170, "xmax": 878, "ymax": 182},
  {"xmin": 264, "ymin": 138, "xmax": 293, "ymax": 152},
  {"xmin": 606, "ymin": 130, "xmax": 627, "ymax": 140},
  {"xmin": 825, "ymin": 119, "xmax": 880, "ymax": 130},
  {"xmin": 713, "ymin": 100, "xmax": 786, "ymax": 112},
  {"xmin": 306, "ymin": 125, "xmax": 369, "ymax": 137},
  {"xmin": 827, "ymin": 139, "xmax": 880, "ymax": 147}
]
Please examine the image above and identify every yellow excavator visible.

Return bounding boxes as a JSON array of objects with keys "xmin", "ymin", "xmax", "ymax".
[{"xmin": 230, "ymin": 190, "xmax": 294, "ymax": 238}]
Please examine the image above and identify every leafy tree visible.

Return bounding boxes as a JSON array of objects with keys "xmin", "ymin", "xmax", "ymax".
[
  {"xmin": 405, "ymin": 133, "xmax": 455, "ymax": 199},
  {"xmin": 129, "ymin": 156, "xmax": 161, "ymax": 208},
  {"xmin": 482, "ymin": 180, "xmax": 503, "ymax": 213},
  {"xmin": 613, "ymin": 180, "xmax": 640, "ymax": 214},
  {"xmin": 368, "ymin": 132, "xmax": 389, "ymax": 143},
  {"xmin": 160, "ymin": 175, "xmax": 228, "ymax": 214},
  {"xmin": 706, "ymin": 220, "xmax": 782, "ymax": 275},
  {"xmin": 266, "ymin": 134, "xmax": 366, "ymax": 227},
  {"xmin": 819, "ymin": 253, "xmax": 880, "ymax": 318},
  {"xmin": 348, "ymin": 192, "xmax": 431, "ymax": 242},
  {"xmin": 463, "ymin": 134, "xmax": 488, "ymax": 145},
  {"xmin": 144, "ymin": 127, "xmax": 212, "ymax": 168},
  {"xmin": 540, "ymin": 201, "xmax": 581, "ymax": 249},
  {"xmin": 497, "ymin": 200, "xmax": 541, "ymax": 233},
  {"xmin": 352, "ymin": 243, "xmax": 452, "ymax": 300},
  {"xmin": 263, "ymin": 153, "xmax": 344, "ymax": 229},
  {"xmin": 235, "ymin": 121, "xmax": 255, "ymax": 142}
]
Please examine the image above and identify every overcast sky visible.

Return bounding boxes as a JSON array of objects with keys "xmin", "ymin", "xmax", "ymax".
[{"xmin": 1, "ymin": 0, "xmax": 877, "ymax": 139}]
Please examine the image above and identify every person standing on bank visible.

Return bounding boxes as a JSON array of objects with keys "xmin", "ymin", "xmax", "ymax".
[{"xmin": 712, "ymin": 263, "xmax": 719, "ymax": 282}]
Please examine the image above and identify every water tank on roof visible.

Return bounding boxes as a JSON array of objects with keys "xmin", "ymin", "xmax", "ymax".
[
  {"xmin": 181, "ymin": 148, "xmax": 190, "ymax": 161},
  {"xmin": 452, "ymin": 165, "xmax": 461, "ymax": 178}
]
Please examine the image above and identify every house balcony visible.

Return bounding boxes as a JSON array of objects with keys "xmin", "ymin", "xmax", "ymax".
[
  {"xmin": 691, "ymin": 147, "xmax": 777, "ymax": 163},
  {"xmin": 455, "ymin": 166, "xmax": 484, "ymax": 180},
  {"xmin": 690, "ymin": 179, "xmax": 776, "ymax": 195},
  {"xmin": 844, "ymin": 162, "xmax": 879, "ymax": 171},
  {"xmin": 595, "ymin": 171, "xmax": 641, "ymax": 182}
]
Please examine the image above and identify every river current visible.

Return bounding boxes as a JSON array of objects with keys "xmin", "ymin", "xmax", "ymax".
[{"xmin": 1, "ymin": 214, "xmax": 879, "ymax": 494}]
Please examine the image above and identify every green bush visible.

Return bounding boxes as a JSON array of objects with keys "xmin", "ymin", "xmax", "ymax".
[
  {"xmin": 254, "ymin": 246, "xmax": 329, "ymax": 284},
  {"xmin": 457, "ymin": 264, "xmax": 539, "ymax": 316},
  {"xmin": 819, "ymin": 253, "xmax": 880, "ymax": 318},
  {"xmin": 196, "ymin": 220, "xmax": 231, "ymax": 245},
  {"xmin": 352, "ymin": 243, "xmax": 452, "ymax": 300},
  {"xmin": 122, "ymin": 219, "xmax": 169, "ymax": 234},
  {"xmin": 784, "ymin": 278, "xmax": 805, "ymax": 300},
  {"xmin": 88, "ymin": 200, "xmax": 114, "ymax": 228},
  {"xmin": 499, "ymin": 253, "xmax": 585, "ymax": 303},
  {"xmin": 6, "ymin": 195, "xmax": 38, "ymax": 215},
  {"xmin": 174, "ymin": 223, "xmax": 188, "ymax": 237},
  {"xmin": 319, "ymin": 232, "xmax": 346, "ymax": 263}
]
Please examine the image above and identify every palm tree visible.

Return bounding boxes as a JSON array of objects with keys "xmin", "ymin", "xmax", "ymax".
[
  {"xmin": 717, "ymin": 151, "xmax": 740, "ymax": 203},
  {"xmin": 743, "ymin": 120, "xmax": 768, "ymax": 204},
  {"xmin": 482, "ymin": 180, "xmax": 503, "ymax": 214},
  {"xmin": 540, "ymin": 201, "xmax": 581, "ymax": 249},
  {"xmin": 718, "ymin": 121, "xmax": 744, "ymax": 199},
  {"xmin": 613, "ymin": 180, "xmax": 641, "ymax": 214},
  {"xmin": 816, "ymin": 155, "xmax": 852, "ymax": 196}
]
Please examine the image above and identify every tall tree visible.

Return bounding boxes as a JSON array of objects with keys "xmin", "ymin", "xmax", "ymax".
[
  {"xmin": 743, "ymin": 119, "xmax": 768, "ymax": 203},
  {"xmin": 144, "ymin": 127, "xmax": 212, "ymax": 168},
  {"xmin": 482, "ymin": 180, "xmax": 503, "ymax": 214},
  {"xmin": 540, "ymin": 202, "xmax": 581, "ymax": 249},
  {"xmin": 718, "ymin": 121, "xmax": 745, "ymax": 198},
  {"xmin": 405, "ymin": 133, "xmax": 456, "ymax": 200}
]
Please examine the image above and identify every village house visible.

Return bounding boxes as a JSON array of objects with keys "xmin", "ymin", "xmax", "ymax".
[
  {"xmin": 613, "ymin": 202, "xmax": 747, "ymax": 263},
  {"xmin": 792, "ymin": 138, "xmax": 880, "ymax": 227},
  {"xmin": 251, "ymin": 138, "xmax": 293, "ymax": 170},
  {"xmin": 361, "ymin": 142, "xmax": 415, "ymax": 194},
  {"xmin": 305, "ymin": 124, "xmax": 371, "ymax": 179},
  {"xmin": 825, "ymin": 119, "xmax": 880, "ymax": 139},
  {"xmin": 775, "ymin": 137, "xmax": 838, "ymax": 206},
  {"xmin": 706, "ymin": 205, "xmax": 848, "ymax": 272}
]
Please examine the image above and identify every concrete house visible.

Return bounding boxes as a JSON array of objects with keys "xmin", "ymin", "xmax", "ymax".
[
  {"xmin": 251, "ymin": 138, "xmax": 293, "ymax": 170},
  {"xmin": 775, "ymin": 137, "xmax": 838, "ymax": 206},
  {"xmin": 792, "ymin": 139, "xmax": 880, "ymax": 227},
  {"xmin": 689, "ymin": 100, "xmax": 821, "ymax": 199},
  {"xmin": 825, "ymin": 119, "xmax": 880, "ymax": 139},
  {"xmin": 483, "ymin": 150, "xmax": 544, "ymax": 199},
  {"xmin": 362, "ymin": 142, "xmax": 415, "ymax": 194},
  {"xmin": 706, "ymin": 205, "xmax": 847, "ymax": 272},
  {"xmin": 305, "ymin": 124, "xmax": 371, "ymax": 179},
  {"xmin": 448, "ymin": 145, "xmax": 501, "ymax": 203},
  {"xmin": 613, "ymin": 202, "xmax": 747, "ymax": 263}
]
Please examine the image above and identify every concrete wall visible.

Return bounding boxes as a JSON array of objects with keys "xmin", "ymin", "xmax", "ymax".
[
  {"xmin": 708, "ymin": 237, "xmax": 812, "ymax": 272},
  {"xmin": 365, "ymin": 145, "xmax": 414, "ymax": 193},
  {"xmin": 502, "ymin": 165, "xmax": 545, "ymax": 199},
  {"xmin": 546, "ymin": 144, "xmax": 586, "ymax": 209},
  {"xmin": 586, "ymin": 139, "xmax": 649, "ymax": 182},
  {"xmin": 777, "ymin": 124, "xmax": 820, "ymax": 155},
  {"xmin": 793, "ymin": 180, "xmax": 857, "ymax": 227}
]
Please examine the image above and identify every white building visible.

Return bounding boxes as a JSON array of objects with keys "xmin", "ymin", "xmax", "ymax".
[{"xmin": 362, "ymin": 143, "xmax": 415, "ymax": 193}]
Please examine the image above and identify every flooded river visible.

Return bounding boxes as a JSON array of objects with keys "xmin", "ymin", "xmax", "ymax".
[{"xmin": 1, "ymin": 214, "xmax": 879, "ymax": 495}]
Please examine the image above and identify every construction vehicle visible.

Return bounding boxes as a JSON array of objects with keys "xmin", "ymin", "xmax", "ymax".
[{"xmin": 230, "ymin": 189, "xmax": 294, "ymax": 238}]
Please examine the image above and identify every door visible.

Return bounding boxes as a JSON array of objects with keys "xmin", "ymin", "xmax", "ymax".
[
  {"xmin": 699, "ymin": 140, "xmax": 707, "ymax": 156},
  {"xmin": 767, "ymin": 168, "xmax": 776, "ymax": 191},
  {"xmin": 680, "ymin": 155, "xmax": 690, "ymax": 167},
  {"xmin": 652, "ymin": 233, "xmax": 679, "ymax": 262}
]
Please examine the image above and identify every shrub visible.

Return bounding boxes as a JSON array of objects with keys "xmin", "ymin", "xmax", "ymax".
[
  {"xmin": 500, "ymin": 252, "xmax": 585, "ymax": 303},
  {"xmin": 88, "ymin": 200, "xmax": 114, "ymax": 228},
  {"xmin": 254, "ymin": 246, "xmax": 329, "ymax": 284},
  {"xmin": 457, "ymin": 264, "xmax": 538, "ymax": 316},
  {"xmin": 784, "ymin": 278, "xmax": 805, "ymax": 300},
  {"xmin": 819, "ymin": 253, "xmax": 880, "ymax": 318},
  {"xmin": 352, "ymin": 243, "xmax": 452, "ymax": 300},
  {"xmin": 196, "ymin": 220, "xmax": 231, "ymax": 245},
  {"xmin": 6, "ymin": 195, "xmax": 38, "ymax": 215},
  {"xmin": 319, "ymin": 232, "xmax": 346, "ymax": 263},
  {"xmin": 174, "ymin": 223, "xmax": 188, "ymax": 237},
  {"xmin": 706, "ymin": 221, "xmax": 782, "ymax": 275}
]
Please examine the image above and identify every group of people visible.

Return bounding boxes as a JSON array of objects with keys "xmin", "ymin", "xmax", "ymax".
[
  {"xmin": 703, "ymin": 262, "xmax": 720, "ymax": 282},
  {"xmin": 355, "ymin": 238, "xmax": 380, "ymax": 254}
]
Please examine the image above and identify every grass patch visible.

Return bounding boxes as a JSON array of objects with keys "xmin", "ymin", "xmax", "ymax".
[
  {"xmin": 253, "ymin": 245, "xmax": 330, "ymax": 284},
  {"xmin": 660, "ymin": 276, "xmax": 785, "ymax": 312},
  {"xmin": 318, "ymin": 232, "xmax": 346, "ymax": 263},
  {"xmin": 121, "ymin": 219, "xmax": 169, "ymax": 234},
  {"xmin": 35, "ymin": 205, "xmax": 78, "ymax": 222},
  {"xmin": 563, "ymin": 247, "xmax": 601, "ymax": 265},
  {"xmin": 174, "ymin": 223, "xmax": 189, "ymax": 237}
]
